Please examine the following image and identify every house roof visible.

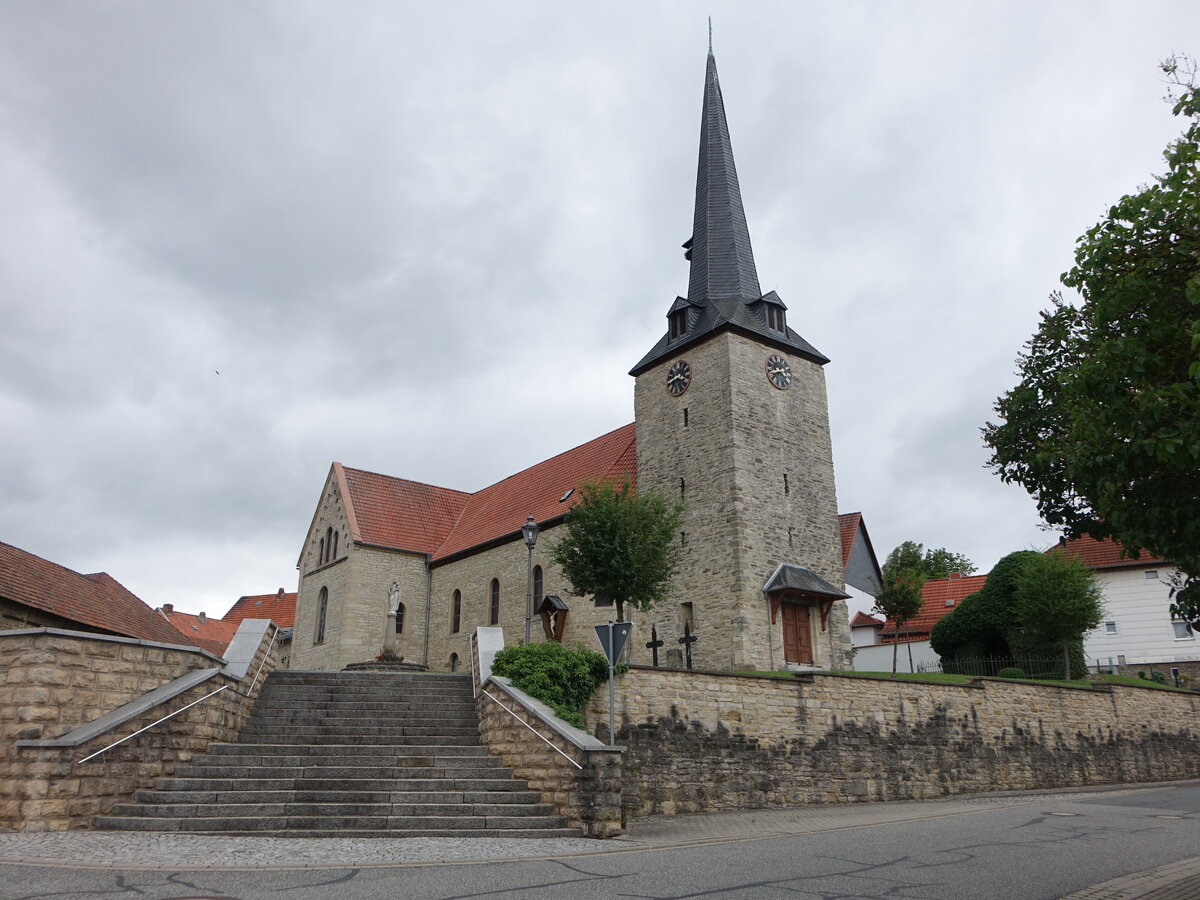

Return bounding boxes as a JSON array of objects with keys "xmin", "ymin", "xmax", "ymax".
[
  {"xmin": 838, "ymin": 513, "xmax": 862, "ymax": 569},
  {"xmin": 158, "ymin": 607, "xmax": 239, "ymax": 657},
  {"xmin": 1050, "ymin": 535, "xmax": 1166, "ymax": 571},
  {"xmin": 850, "ymin": 611, "xmax": 883, "ymax": 628},
  {"xmin": 336, "ymin": 423, "xmax": 638, "ymax": 562},
  {"xmin": 0, "ymin": 540, "xmax": 196, "ymax": 646},
  {"xmin": 762, "ymin": 564, "xmax": 850, "ymax": 600},
  {"xmin": 879, "ymin": 573, "xmax": 988, "ymax": 641},
  {"xmin": 223, "ymin": 588, "xmax": 296, "ymax": 628}
]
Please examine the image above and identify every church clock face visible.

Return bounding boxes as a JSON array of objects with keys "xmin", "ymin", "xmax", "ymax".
[
  {"xmin": 666, "ymin": 359, "xmax": 692, "ymax": 397},
  {"xmin": 766, "ymin": 354, "xmax": 792, "ymax": 390}
]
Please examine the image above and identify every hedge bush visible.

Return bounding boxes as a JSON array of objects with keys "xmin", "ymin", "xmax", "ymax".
[
  {"xmin": 996, "ymin": 667, "xmax": 1026, "ymax": 679},
  {"xmin": 490, "ymin": 641, "xmax": 615, "ymax": 728}
]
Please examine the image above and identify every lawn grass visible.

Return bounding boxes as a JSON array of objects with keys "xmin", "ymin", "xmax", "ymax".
[{"xmin": 730, "ymin": 669, "xmax": 1193, "ymax": 692}]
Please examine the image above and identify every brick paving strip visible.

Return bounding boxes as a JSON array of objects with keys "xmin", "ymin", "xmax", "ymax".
[
  {"xmin": 0, "ymin": 784, "xmax": 1178, "ymax": 871},
  {"xmin": 1059, "ymin": 856, "xmax": 1200, "ymax": 900}
]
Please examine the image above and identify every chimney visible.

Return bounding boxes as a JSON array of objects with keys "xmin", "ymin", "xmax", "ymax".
[
  {"xmin": 948, "ymin": 572, "xmax": 962, "ymax": 581},
  {"xmin": 162, "ymin": 603, "xmax": 173, "ymax": 614},
  {"xmin": 198, "ymin": 611, "xmax": 206, "ymax": 624},
  {"xmin": 277, "ymin": 587, "xmax": 285, "ymax": 598}
]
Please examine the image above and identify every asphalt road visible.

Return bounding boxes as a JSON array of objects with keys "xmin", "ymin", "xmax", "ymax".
[{"xmin": 4, "ymin": 786, "xmax": 1200, "ymax": 899}]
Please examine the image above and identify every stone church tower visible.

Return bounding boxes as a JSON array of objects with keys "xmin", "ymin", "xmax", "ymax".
[{"xmin": 631, "ymin": 50, "xmax": 853, "ymax": 672}]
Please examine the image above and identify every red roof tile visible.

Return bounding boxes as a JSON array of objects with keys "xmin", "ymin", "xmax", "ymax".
[
  {"xmin": 0, "ymin": 541, "xmax": 197, "ymax": 645},
  {"xmin": 850, "ymin": 611, "xmax": 883, "ymax": 627},
  {"xmin": 223, "ymin": 589, "xmax": 297, "ymax": 627},
  {"xmin": 340, "ymin": 465, "xmax": 470, "ymax": 554},
  {"xmin": 879, "ymin": 573, "xmax": 988, "ymax": 641},
  {"xmin": 838, "ymin": 513, "xmax": 862, "ymax": 569},
  {"xmin": 433, "ymin": 423, "xmax": 637, "ymax": 560},
  {"xmin": 1049, "ymin": 535, "xmax": 1165, "ymax": 570},
  {"xmin": 158, "ymin": 607, "xmax": 239, "ymax": 657}
]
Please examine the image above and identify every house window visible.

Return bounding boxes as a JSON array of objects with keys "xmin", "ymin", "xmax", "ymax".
[
  {"xmin": 669, "ymin": 309, "xmax": 687, "ymax": 340},
  {"xmin": 945, "ymin": 598, "xmax": 955, "ymax": 607},
  {"xmin": 1105, "ymin": 621, "xmax": 1118, "ymax": 634},
  {"xmin": 395, "ymin": 602, "xmax": 405, "ymax": 635},
  {"xmin": 533, "ymin": 566, "xmax": 544, "ymax": 607},
  {"xmin": 1172, "ymin": 621, "xmax": 1193, "ymax": 640},
  {"xmin": 315, "ymin": 587, "xmax": 328, "ymax": 644},
  {"xmin": 451, "ymin": 590, "xmax": 461, "ymax": 633},
  {"xmin": 489, "ymin": 579, "xmax": 500, "ymax": 626},
  {"xmin": 1145, "ymin": 570, "xmax": 1159, "ymax": 580}
]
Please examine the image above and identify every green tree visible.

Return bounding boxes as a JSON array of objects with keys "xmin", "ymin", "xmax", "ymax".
[
  {"xmin": 930, "ymin": 551, "xmax": 1040, "ymax": 665},
  {"xmin": 983, "ymin": 57, "xmax": 1200, "ymax": 621},
  {"xmin": 548, "ymin": 479, "xmax": 684, "ymax": 623},
  {"xmin": 872, "ymin": 567, "xmax": 925, "ymax": 674},
  {"xmin": 1014, "ymin": 553, "xmax": 1104, "ymax": 680},
  {"xmin": 882, "ymin": 541, "xmax": 976, "ymax": 581}
]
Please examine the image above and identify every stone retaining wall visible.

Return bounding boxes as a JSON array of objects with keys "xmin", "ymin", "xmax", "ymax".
[
  {"xmin": 584, "ymin": 667, "xmax": 1200, "ymax": 819},
  {"xmin": 0, "ymin": 625, "xmax": 277, "ymax": 831}
]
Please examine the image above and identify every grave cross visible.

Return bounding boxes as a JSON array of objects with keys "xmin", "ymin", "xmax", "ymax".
[
  {"xmin": 678, "ymin": 621, "xmax": 698, "ymax": 669},
  {"xmin": 645, "ymin": 626, "xmax": 665, "ymax": 667}
]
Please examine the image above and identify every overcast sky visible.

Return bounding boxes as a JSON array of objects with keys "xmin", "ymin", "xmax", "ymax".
[{"xmin": 1, "ymin": 1, "xmax": 1196, "ymax": 617}]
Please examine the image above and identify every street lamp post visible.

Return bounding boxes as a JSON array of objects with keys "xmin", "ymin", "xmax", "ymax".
[{"xmin": 522, "ymin": 515, "xmax": 539, "ymax": 644}]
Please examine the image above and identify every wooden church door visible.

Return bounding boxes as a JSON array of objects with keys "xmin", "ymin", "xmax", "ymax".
[{"xmin": 782, "ymin": 603, "xmax": 813, "ymax": 665}]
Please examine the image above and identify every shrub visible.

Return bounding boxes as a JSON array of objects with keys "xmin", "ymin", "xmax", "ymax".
[
  {"xmin": 1149, "ymin": 669, "xmax": 1169, "ymax": 685},
  {"xmin": 996, "ymin": 667, "xmax": 1026, "ymax": 679},
  {"xmin": 490, "ymin": 641, "xmax": 614, "ymax": 728}
]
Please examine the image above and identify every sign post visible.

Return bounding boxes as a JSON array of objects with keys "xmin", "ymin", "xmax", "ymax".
[{"xmin": 594, "ymin": 621, "xmax": 632, "ymax": 746}]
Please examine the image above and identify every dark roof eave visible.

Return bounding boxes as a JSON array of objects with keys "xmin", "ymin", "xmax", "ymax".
[
  {"xmin": 629, "ymin": 320, "xmax": 829, "ymax": 376},
  {"xmin": 430, "ymin": 514, "xmax": 568, "ymax": 568}
]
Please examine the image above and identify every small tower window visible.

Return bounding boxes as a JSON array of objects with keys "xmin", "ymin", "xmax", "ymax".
[
  {"xmin": 767, "ymin": 305, "xmax": 786, "ymax": 332},
  {"xmin": 669, "ymin": 309, "xmax": 688, "ymax": 340},
  {"xmin": 489, "ymin": 578, "xmax": 500, "ymax": 626}
]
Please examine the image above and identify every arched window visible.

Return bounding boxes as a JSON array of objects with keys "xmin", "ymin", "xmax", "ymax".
[
  {"xmin": 331, "ymin": 530, "xmax": 338, "ymax": 559},
  {"xmin": 533, "ymin": 565, "xmax": 544, "ymax": 607},
  {"xmin": 315, "ymin": 587, "xmax": 328, "ymax": 644},
  {"xmin": 489, "ymin": 579, "xmax": 500, "ymax": 626},
  {"xmin": 325, "ymin": 527, "xmax": 333, "ymax": 563},
  {"xmin": 449, "ymin": 652, "xmax": 459, "ymax": 673},
  {"xmin": 395, "ymin": 602, "xmax": 405, "ymax": 635},
  {"xmin": 318, "ymin": 537, "xmax": 325, "ymax": 565},
  {"xmin": 451, "ymin": 589, "xmax": 461, "ymax": 633}
]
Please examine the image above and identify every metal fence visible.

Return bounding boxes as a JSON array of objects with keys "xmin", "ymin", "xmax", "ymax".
[{"xmin": 923, "ymin": 656, "xmax": 1069, "ymax": 679}]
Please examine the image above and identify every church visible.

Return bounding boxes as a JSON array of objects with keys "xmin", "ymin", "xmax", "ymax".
[{"xmin": 291, "ymin": 48, "xmax": 856, "ymax": 675}]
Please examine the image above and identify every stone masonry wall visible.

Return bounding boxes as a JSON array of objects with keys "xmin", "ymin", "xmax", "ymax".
[
  {"xmin": 0, "ymin": 628, "xmax": 277, "ymax": 831},
  {"xmin": 584, "ymin": 667, "xmax": 1200, "ymax": 819},
  {"xmin": 634, "ymin": 331, "xmax": 851, "ymax": 672}
]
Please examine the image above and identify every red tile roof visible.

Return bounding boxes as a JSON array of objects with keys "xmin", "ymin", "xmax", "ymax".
[
  {"xmin": 879, "ymin": 573, "xmax": 988, "ymax": 642},
  {"xmin": 1050, "ymin": 535, "xmax": 1165, "ymax": 570},
  {"xmin": 339, "ymin": 465, "xmax": 470, "ymax": 554},
  {"xmin": 337, "ymin": 424, "xmax": 638, "ymax": 562},
  {"xmin": 0, "ymin": 541, "xmax": 196, "ymax": 646},
  {"xmin": 838, "ymin": 513, "xmax": 862, "ymax": 569},
  {"xmin": 158, "ymin": 607, "xmax": 239, "ymax": 657},
  {"xmin": 223, "ymin": 589, "xmax": 297, "ymax": 627},
  {"xmin": 434, "ymin": 423, "xmax": 637, "ymax": 561},
  {"xmin": 850, "ymin": 611, "xmax": 883, "ymax": 628}
]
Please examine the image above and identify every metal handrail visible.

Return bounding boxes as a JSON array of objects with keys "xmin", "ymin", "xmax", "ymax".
[
  {"xmin": 77, "ymin": 685, "xmax": 230, "ymax": 764},
  {"xmin": 481, "ymin": 688, "xmax": 582, "ymax": 770},
  {"xmin": 76, "ymin": 624, "xmax": 279, "ymax": 766}
]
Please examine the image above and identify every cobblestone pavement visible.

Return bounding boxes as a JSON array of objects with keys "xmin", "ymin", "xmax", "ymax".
[{"xmin": 0, "ymin": 783, "xmax": 1184, "ymax": 871}]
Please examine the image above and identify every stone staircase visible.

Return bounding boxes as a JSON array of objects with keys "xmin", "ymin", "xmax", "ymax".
[{"xmin": 94, "ymin": 670, "xmax": 577, "ymax": 837}]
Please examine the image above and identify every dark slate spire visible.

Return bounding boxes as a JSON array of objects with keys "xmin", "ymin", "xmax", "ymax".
[
  {"xmin": 688, "ymin": 51, "xmax": 761, "ymax": 303},
  {"xmin": 630, "ymin": 48, "xmax": 829, "ymax": 377}
]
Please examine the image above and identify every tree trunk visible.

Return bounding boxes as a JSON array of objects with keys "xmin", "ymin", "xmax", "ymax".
[
  {"xmin": 1062, "ymin": 640, "xmax": 1072, "ymax": 681},
  {"xmin": 892, "ymin": 634, "xmax": 899, "ymax": 675}
]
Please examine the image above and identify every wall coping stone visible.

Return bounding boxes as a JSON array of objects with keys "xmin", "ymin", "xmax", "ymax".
[
  {"xmin": 12, "ymin": 620, "xmax": 275, "ymax": 750},
  {"xmin": 0, "ymin": 626, "xmax": 223, "ymax": 664},
  {"xmin": 15, "ymin": 667, "xmax": 221, "ymax": 749},
  {"xmin": 483, "ymin": 675, "xmax": 622, "ymax": 755},
  {"xmin": 626, "ymin": 663, "xmax": 815, "ymax": 684}
]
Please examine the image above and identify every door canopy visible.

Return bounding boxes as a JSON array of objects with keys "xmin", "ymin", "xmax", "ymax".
[{"xmin": 762, "ymin": 563, "xmax": 849, "ymax": 632}]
